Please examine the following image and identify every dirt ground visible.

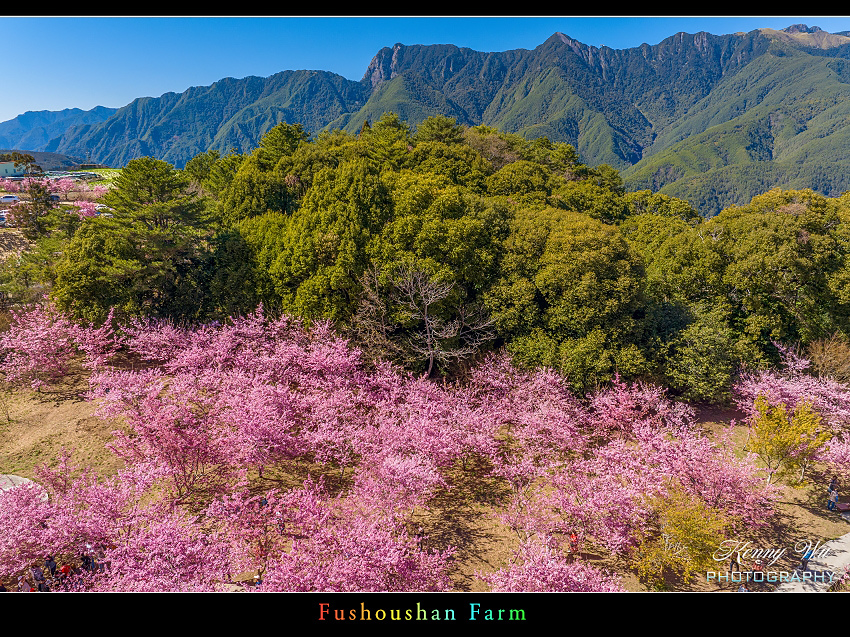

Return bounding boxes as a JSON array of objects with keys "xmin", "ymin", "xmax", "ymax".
[{"xmin": 0, "ymin": 368, "xmax": 125, "ymax": 479}]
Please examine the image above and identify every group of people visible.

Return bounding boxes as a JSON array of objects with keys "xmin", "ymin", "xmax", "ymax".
[{"xmin": 0, "ymin": 549, "xmax": 108, "ymax": 592}]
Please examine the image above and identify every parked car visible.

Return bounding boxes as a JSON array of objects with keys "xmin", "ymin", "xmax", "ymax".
[{"xmin": 0, "ymin": 195, "xmax": 19, "ymax": 204}]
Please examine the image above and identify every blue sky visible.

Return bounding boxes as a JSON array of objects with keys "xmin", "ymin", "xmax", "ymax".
[{"xmin": 3, "ymin": 16, "xmax": 850, "ymax": 124}]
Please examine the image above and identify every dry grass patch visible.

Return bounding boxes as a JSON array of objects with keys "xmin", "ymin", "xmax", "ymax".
[{"xmin": 0, "ymin": 370, "xmax": 125, "ymax": 479}]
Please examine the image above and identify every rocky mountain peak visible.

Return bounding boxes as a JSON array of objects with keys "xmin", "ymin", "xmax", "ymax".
[
  {"xmin": 361, "ymin": 42, "xmax": 407, "ymax": 90},
  {"xmin": 782, "ymin": 24, "xmax": 824, "ymax": 34}
]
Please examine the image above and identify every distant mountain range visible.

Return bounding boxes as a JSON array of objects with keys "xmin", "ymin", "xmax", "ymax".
[{"xmin": 5, "ymin": 23, "xmax": 850, "ymax": 214}]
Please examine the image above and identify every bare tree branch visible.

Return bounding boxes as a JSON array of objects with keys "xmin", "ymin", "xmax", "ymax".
[{"xmin": 350, "ymin": 263, "xmax": 495, "ymax": 376}]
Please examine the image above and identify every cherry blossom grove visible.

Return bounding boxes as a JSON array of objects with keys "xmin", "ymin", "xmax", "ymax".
[{"xmin": 0, "ymin": 303, "xmax": 791, "ymax": 591}]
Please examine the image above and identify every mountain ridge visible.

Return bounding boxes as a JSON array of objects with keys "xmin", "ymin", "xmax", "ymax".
[{"xmin": 4, "ymin": 24, "xmax": 850, "ymax": 214}]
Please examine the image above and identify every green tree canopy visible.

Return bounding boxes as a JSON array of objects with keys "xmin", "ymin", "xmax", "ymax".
[
  {"xmin": 102, "ymin": 157, "xmax": 204, "ymax": 230},
  {"xmin": 264, "ymin": 159, "xmax": 393, "ymax": 322},
  {"xmin": 256, "ymin": 121, "xmax": 309, "ymax": 170},
  {"xmin": 487, "ymin": 208, "xmax": 647, "ymax": 392},
  {"xmin": 54, "ymin": 158, "xmax": 211, "ymax": 322},
  {"xmin": 413, "ymin": 115, "xmax": 465, "ymax": 145}
]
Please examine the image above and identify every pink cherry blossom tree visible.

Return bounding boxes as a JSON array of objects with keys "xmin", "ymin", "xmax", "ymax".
[{"xmin": 478, "ymin": 536, "xmax": 624, "ymax": 592}]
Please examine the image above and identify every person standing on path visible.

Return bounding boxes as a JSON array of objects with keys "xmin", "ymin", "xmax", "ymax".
[
  {"xmin": 30, "ymin": 565, "xmax": 44, "ymax": 584},
  {"xmin": 800, "ymin": 548, "xmax": 814, "ymax": 571},
  {"xmin": 829, "ymin": 478, "xmax": 839, "ymax": 510}
]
